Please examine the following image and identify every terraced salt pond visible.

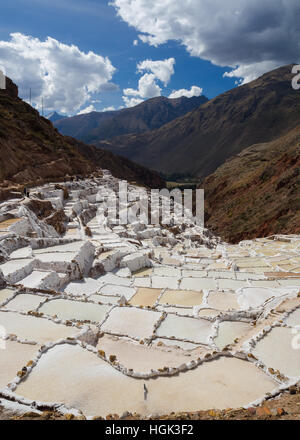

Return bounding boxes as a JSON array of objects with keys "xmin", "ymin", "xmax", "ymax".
[
  {"xmin": 0, "ymin": 288, "xmax": 15, "ymax": 305},
  {"xmin": 153, "ymin": 338, "xmax": 201, "ymax": 351},
  {"xmin": 207, "ymin": 291, "xmax": 239, "ymax": 311},
  {"xmin": 253, "ymin": 327, "xmax": 300, "ymax": 378},
  {"xmin": 101, "ymin": 307, "xmax": 161, "ymax": 340},
  {"xmin": 159, "ymin": 289, "xmax": 203, "ymax": 307},
  {"xmin": 237, "ymin": 287, "xmax": 297, "ymax": 309},
  {"xmin": 129, "ymin": 288, "xmax": 162, "ymax": 307},
  {"xmin": 214, "ymin": 321, "xmax": 252, "ymax": 350},
  {"xmin": 0, "ymin": 340, "xmax": 40, "ymax": 389},
  {"xmin": 0, "ymin": 176, "xmax": 300, "ymax": 418},
  {"xmin": 39, "ymin": 299, "xmax": 111, "ymax": 323},
  {"xmin": 157, "ymin": 305, "xmax": 195, "ymax": 316},
  {"xmin": 285, "ymin": 308, "xmax": 300, "ymax": 326},
  {"xmin": 4, "ymin": 293, "xmax": 45, "ymax": 312},
  {"xmin": 88, "ymin": 294, "xmax": 120, "ymax": 305},
  {"xmin": 0, "ymin": 259, "xmax": 33, "ymax": 279},
  {"xmin": 64, "ymin": 279, "xmax": 105, "ymax": 296},
  {"xmin": 156, "ymin": 315, "xmax": 213, "ymax": 344},
  {"xmin": 0, "ymin": 311, "xmax": 79, "ymax": 343},
  {"xmin": 16, "ymin": 271, "xmax": 51, "ymax": 289},
  {"xmin": 15, "ymin": 344, "xmax": 278, "ymax": 417},
  {"xmin": 97, "ymin": 335, "xmax": 196, "ymax": 372}
]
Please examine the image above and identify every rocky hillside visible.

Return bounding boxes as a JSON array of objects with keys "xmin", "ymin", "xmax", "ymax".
[
  {"xmin": 96, "ymin": 65, "xmax": 300, "ymax": 179},
  {"xmin": 0, "ymin": 77, "xmax": 165, "ymax": 200},
  {"xmin": 54, "ymin": 95, "xmax": 208, "ymax": 143},
  {"xmin": 202, "ymin": 124, "xmax": 300, "ymax": 243}
]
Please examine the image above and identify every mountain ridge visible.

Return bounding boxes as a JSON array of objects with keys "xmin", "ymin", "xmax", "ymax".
[
  {"xmin": 47, "ymin": 111, "xmax": 67, "ymax": 123},
  {"xmin": 94, "ymin": 64, "xmax": 300, "ymax": 179},
  {"xmin": 54, "ymin": 95, "xmax": 208, "ymax": 143}
]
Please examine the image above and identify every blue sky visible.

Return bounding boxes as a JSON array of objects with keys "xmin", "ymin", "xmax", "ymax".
[{"xmin": 0, "ymin": 0, "xmax": 298, "ymax": 115}]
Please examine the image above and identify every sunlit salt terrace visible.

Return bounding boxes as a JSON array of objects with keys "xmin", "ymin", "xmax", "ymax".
[{"xmin": 0, "ymin": 170, "xmax": 299, "ymax": 419}]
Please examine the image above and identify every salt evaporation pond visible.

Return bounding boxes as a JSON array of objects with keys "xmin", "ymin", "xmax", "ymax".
[
  {"xmin": 101, "ymin": 307, "xmax": 161, "ymax": 340},
  {"xmin": 285, "ymin": 308, "xmax": 300, "ymax": 327},
  {"xmin": 0, "ymin": 340, "xmax": 40, "ymax": 389},
  {"xmin": 129, "ymin": 288, "xmax": 162, "ymax": 307},
  {"xmin": 207, "ymin": 292, "xmax": 239, "ymax": 311},
  {"xmin": 15, "ymin": 344, "xmax": 277, "ymax": 417},
  {"xmin": 1, "ymin": 173, "xmax": 300, "ymax": 418},
  {"xmin": 40, "ymin": 299, "xmax": 111, "ymax": 323},
  {"xmin": 0, "ymin": 259, "xmax": 33, "ymax": 277},
  {"xmin": 253, "ymin": 327, "xmax": 300, "ymax": 378},
  {"xmin": 0, "ymin": 311, "xmax": 79, "ymax": 343},
  {"xmin": 64, "ymin": 278, "xmax": 105, "ymax": 296},
  {"xmin": 198, "ymin": 309, "xmax": 220, "ymax": 318},
  {"xmin": 214, "ymin": 321, "xmax": 252, "ymax": 350},
  {"xmin": 157, "ymin": 305, "xmax": 194, "ymax": 316},
  {"xmin": 88, "ymin": 294, "xmax": 120, "ymax": 305},
  {"xmin": 16, "ymin": 271, "xmax": 50, "ymax": 288},
  {"xmin": 159, "ymin": 290, "xmax": 204, "ymax": 307},
  {"xmin": 0, "ymin": 288, "xmax": 15, "ymax": 304},
  {"xmin": 153, "ymin": 338, "xmax": 201, "ymax": 351},
  {"xmin": 4, "ymin": 294, "xmax": 45, "ymax": 313},
  {"xmin": 156, "ymin": 314, "xmax": 213, "ymax": 344},
  {"xmin": 97, "ymin": 335, "xmax": 196, "ymax": 372}
]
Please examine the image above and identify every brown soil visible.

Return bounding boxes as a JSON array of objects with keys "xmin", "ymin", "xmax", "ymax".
[{"xmin": 202, "ymin": 125, "xmax": 300, "ymax": 243}]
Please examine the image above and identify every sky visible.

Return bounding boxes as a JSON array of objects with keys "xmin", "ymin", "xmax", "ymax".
[{"xmin": 0, "ymin": 0, "xmax": 299, "ymax": 115}]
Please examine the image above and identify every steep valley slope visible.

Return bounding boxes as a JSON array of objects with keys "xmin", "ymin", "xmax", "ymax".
[
  {"xmin": 0, "ymin": 77, "xmax": 164, "ymax": 201},
  {"xmin": 202, "ymin": 125, "xmax": 300, "ymax": 243},
  {"xmin": 95, "ymin": 65, "xmax": 300, "ymax": 180}
]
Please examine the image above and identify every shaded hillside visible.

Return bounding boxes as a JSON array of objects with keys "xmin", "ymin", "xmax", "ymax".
[
  {"xmin": 0, "ymin": 77, "xmax": 164, "ymax": 199},
  {"xmin": 96, "ymin": 65, "xmax": 300, "ymax": 179},
  {"xmin": 54, "ymin": 95, "xmax": 208, "ymax": 143},
  {"xmin": 202, "ymin": 125, "xmax": 300, "ymax": 243}
]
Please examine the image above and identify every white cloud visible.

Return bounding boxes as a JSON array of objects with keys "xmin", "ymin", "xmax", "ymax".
[
  {"xmin": 133, "ymin": 40, "xmax": 139, "ymax": 46},
  {"xmin": 169, "ymin": 85, "xmax": 203, "ymax": 99},
  {"xmin": 223, "ymin": 61, "xmax": 281, "ymax": 85},
  {"xmin": 112, "ymin": 0, "xmax": 300, "ymax": 83},
  {"xmin": 124, "ymin": 73, "xmax": 162, "ymax": 99},
  {"xmin": 137, "ymin": 58, "xmax": 175, "ymax": 86},
  {"xmin": 77, "ymin": 105, "xmax": 96, "ymax": 115},
  {"xmin": 122, "ymin": 96, "xmax": 144, "ymax": 108},
  {"xmin": 0, "ymin": 33, "xmax": 116, "ymax": 113},
  {"xmin": 122, "ymin": 57, "xmax": 175, "ymax": 107},
  {"xmin": 102, "ymin": 106, "xmax": 116, "ymax": 112}
]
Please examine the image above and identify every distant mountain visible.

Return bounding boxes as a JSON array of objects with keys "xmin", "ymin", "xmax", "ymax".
[
  {"xmin": 47, "ymin": 112, "xmax": 67, "ymax": 123},
  {"xmin": 202, "ymin": 124, "xmax": 300, "ymax": 243},
  {"xmin": 0, "ymin": 77, "xmax": 165, "ymax": 200},
  {"xmin": 54, "ymin": 95, "xmax": 208, "ymax": 143},
  {"xmin": 95, "ymin": 65, "xmax": 300, "ymax": 179}
]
